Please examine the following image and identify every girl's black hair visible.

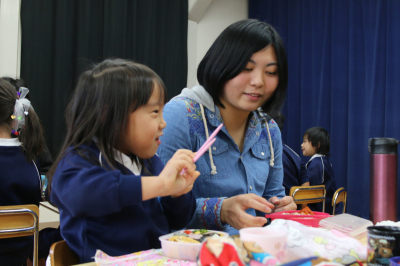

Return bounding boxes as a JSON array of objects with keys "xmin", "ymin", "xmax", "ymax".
[
  {"xmin": 0, "ymin": 79, "xmax": 45, "ymax": 162},
  {"xmin": 197, "ymin": 19, "xmax": 288, "ymax": 116},
  {"xmin": 1, "ymin": 77, "xmax": 30, "ymax": 100},
  {"xmin": 303, "ymin": 127, "xmax": 330, "ymax": 156},
  {"xmin": 46, "ymin": 59, "xmax": 167, "ymax": 194}
]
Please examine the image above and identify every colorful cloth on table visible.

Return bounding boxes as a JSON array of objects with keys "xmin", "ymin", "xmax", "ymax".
[
  {"xmin": 94, "ymin": 249, "xmax": 196, "ymax": 266},
  {"xmin": 268, "ymin": 219, "xmax": 368, "ymax": 264}
]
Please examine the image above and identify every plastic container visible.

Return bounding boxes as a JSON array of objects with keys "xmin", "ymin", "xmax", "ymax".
[
  {"xmin": 265, "ymin": 210, "xmax": 330, "ymax": 227},
  {"xmin": 159, "ymin": 229, "xmax": 228, "ymax": 261},
  {"xmin": 239, "ymin": 227, "xmax": 287, "ymax": 261},
  {"xmin": 319, "ymin": 213, "xmax": 373, "ymax": 239},
  {"xmin": 368, "ymin": 226, "xmax": 400, "ymax": 265}
]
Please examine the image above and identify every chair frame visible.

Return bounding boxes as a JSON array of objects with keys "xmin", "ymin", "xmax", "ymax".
[
  {"xmin": 332, "ymin": 187, "xmax": 347, "ymax": 215},
  {"xmin": 0, "ymin": 204, "xmax": 39, "ymax": 266},
  {"xmin": 290, "ymin": 185, "xmax": 326, "ymax": 213},
  {"xmin": 50, "ymin": 240, "xmax": 79, "ymax": 266}
]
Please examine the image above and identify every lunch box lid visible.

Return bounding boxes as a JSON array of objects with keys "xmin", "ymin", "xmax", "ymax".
[{"xmin": 319, "ymin": 213, "xmax": 373, "ymax": 238}]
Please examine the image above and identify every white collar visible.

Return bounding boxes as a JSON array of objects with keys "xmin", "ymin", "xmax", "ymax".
[
  {"xmin": 114, "ymin": 150, "xmax": 141, "ymax": 176},
  {"xmin": 0, "ymin": 138, "xmax": 22, "ymax": 147},
  {"xmin": 99, "ymin": 148, "xmax": 141, "ymax": 176},
  {"xmin": 308, "ymin": 153, "xmax": 324, "ymax": 163}
]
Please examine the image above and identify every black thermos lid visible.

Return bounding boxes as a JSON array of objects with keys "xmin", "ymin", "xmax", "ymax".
[{"xmin": 368, "ymin": 138, "xmax": 399, "ymax": 154}]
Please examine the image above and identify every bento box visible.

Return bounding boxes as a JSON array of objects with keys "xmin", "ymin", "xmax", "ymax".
[
  {"xmin": 265, "ymin": 210, "xmax": 330, "ymax": 227},
  {"xmin": 159, "ymin": 229, "xmax": 228, "ymax": 261}
]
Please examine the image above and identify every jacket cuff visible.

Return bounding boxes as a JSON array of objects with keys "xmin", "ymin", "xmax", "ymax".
[{"xmin": 197, "ymin": 197, "xmax": 227, "ymax": 230}]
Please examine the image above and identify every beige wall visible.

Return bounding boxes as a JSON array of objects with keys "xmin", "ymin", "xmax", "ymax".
[
  {"xmin": 0, "ymin": 0, "xmax": 21, "ymax": 78},
  {"xmin": 187, "ymin": 0, "xmax": 248, "ymax": 88}
]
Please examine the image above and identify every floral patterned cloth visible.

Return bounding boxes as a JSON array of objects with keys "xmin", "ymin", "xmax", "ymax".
[{"xmin": 94, "ymin": 249, "xmax": 196, "ymax": 266}]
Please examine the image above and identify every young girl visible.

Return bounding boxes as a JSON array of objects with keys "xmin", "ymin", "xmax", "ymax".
[
  {"xmin": 1, "ymin": 76, "xmax": 54, "ymax": 174},
  {"xmin": 0, "ymin": 79, "xmax": 44, "ymax": 265},
  {"xmin": 47, "ymin": 59, "xmax": 200, "ymax": 263},
  {"xmin": 301, "ymin": 126, "xmax": 337, "ymax": 214},
  {"xmin": 158, "ymin": 19, "xmax": 296, "ymax": 235}
]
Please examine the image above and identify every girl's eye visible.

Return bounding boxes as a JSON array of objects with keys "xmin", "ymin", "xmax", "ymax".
[
  {"xmin": 153, "ymin": 110, "xmax": 159, "ymax": 114},
  {"xmin": 266, "ymin": 71, "xmax": 277, "ymax": 75},
  {"xmin": 244, "ymin": 68, "xmax": 253, "ymax": 71}
]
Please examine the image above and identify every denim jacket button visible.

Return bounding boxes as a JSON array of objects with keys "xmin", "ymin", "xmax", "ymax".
[
  {"xmin": 256, "ymin": 132, "xmax": 260, "ymax": 136},
  {"xmin": 250, "ymin": 185, "xmax": 253, "ymax": 190},
  {"xmin": 261, "ymin": 152, "xmax": 265, "ymax": 156},
  {"xmin": 213, "ymin": 147, "xmax": 216, "ymax": 151},
  {"xmin": 210, "ymin": 114, "xmax": 214, "ymax": 118}
]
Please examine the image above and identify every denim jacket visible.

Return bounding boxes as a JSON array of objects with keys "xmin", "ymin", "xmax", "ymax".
[{"xmin": 158, "ymin": 87, "xmax": 285, "ymax": 235}]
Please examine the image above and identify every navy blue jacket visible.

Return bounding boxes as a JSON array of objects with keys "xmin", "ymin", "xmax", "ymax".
[
  {"xmin": 51, "ymin": 144, "xmax": 196, "ymax": 263},
  {"xmin": 306, "ymin": 155, "xmax": 338, "ymax": 214},
  {"xmin": 282, "ymin": 144, "xmax": 309, "ymax": 196},
  {"xmin": 0, "ymin": 142, "xmax": 41, "ymax": 265}
]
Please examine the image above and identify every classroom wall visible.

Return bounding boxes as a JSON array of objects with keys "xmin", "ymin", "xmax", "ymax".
[
  {"xmin": 187, "ymin": 0, "xmax": 248, "ymax": 89},
  {"xmin": 0, "ymin": 0, "xmax": 21, "ymax": 78}
]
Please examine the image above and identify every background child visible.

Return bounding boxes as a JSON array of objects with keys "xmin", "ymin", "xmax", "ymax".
[
  {"xmin": 47, "ymin": 59, "xmax": 200, "ymax": 263},
  {"xmin": 1, "ymin": 76, "xmax": 54, "ymax": 174},
  {"xmin": 301, "ymin": 127, "xmax": 338, "ymax": 214},
  {"xmin": 0, "ymin": 79, "xmax": 44, "ymax": 265}
]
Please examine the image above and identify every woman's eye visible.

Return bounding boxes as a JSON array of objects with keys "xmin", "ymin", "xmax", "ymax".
[
  {"xmin": 244, "ymin": 68, "xmax": 253, "ymax": 71},
  {"xmin": 153, "ymin": 110, "xmax": 159, "ymax": 114},
  {"xmin": 266, "ymin": 71, "xmax": 277, "ymax": 75}
]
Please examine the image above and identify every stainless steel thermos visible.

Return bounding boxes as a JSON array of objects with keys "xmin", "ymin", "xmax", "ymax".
[{"xmin": 368, "ymin": 138, "xmax": 399, "ymax": 224}]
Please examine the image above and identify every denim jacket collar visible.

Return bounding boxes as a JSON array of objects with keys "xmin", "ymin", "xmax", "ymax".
[{"xmin": 204, "ymin": 106, "xmax": 264, "ymax": 156}]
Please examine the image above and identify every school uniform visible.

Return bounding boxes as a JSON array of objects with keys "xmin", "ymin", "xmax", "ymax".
[
  {"xmin": 51, "ymin": 143, "xmax": 196, "ymax": 263},
  {"xmin": 282, "ymin": 143, "xmax": 309, "ymax": 195},
  {"xmin": 305, "ymin": 154, "xmax": 338, "ymax": 214},
  {"xmin": 0, "ymin": 138, "xmax": 41, "ymax": 265}
]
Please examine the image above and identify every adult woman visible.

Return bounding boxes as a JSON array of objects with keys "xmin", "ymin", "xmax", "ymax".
[{"xmin": 158, "ymin": 19, "xmax": 296, "ymax": 235}]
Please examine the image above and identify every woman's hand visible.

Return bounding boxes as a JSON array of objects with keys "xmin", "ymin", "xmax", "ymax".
[
  {"xmin": 268, "ymin": 196, "xmax": 297, "ymax": 213},
  {"xmin": 220, "ymin": 193, "xmax": 275, "ymax": 229},
  {"xmin": 159, "ymin": 149, "xmax": 200, "ymax": 197}
]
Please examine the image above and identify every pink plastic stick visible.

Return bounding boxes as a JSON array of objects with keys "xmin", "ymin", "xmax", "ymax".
[
  {"xmin": 193, "ymin": 138, "xmax": 216, "ymax": 163},
  {"xmin": 202, "ymin": 124, "xmax": 223, "ymax": 148},
  {"xmin": 180, "ymin": 124, "xmax": 223, "ymax": 175}
]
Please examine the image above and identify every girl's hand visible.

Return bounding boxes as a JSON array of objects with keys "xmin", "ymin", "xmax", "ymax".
[
  {"xmin": 220, "ymin": 193, "xmax": 275, "ymax": 229},
  {"xmin": 159, "ymin": 149, "xmax": 200, "ymax": 197}
]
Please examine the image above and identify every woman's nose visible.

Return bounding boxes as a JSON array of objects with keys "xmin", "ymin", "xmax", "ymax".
[{"xmin": 250, "ymin": 71, "xmax": 264, "ymax": 88}]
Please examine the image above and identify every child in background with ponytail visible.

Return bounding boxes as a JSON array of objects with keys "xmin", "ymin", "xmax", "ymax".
[
  {"xmin": 0, "ymin": 79, "xmax": 44, "ymax": 265},
  {"xmin": 47, "ymin": 59, "xmax": 200, "ymax": 263},
  {"xmin": 1, "ymin": 76, "xmax": 54, "ymax": 174}
]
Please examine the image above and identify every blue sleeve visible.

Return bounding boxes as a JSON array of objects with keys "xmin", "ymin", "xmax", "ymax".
[
  {"xmin": 306, "ymin": 159, "xmax": 323, "ymax": 185},
  {"xmin": 262, "ymin": 122, "xmax": 285, "ymax": 200},
  {"xmin": 158, "ymin": 100, "xmax": 226, "ymax": 230},
  {"xmin": 51, "ymin": 152, "xmax": 143, "ymax": 218},
  {"xmin": 299, "ymin": 162, "xmax": 309, "ymax": 184},
  {"xmin": 160, "ymin": 193, "xmax": 196, "ymax": 230},
  {"xmin": 149, "ymin": 155, "xmax": 197, "ymax": 230}
]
